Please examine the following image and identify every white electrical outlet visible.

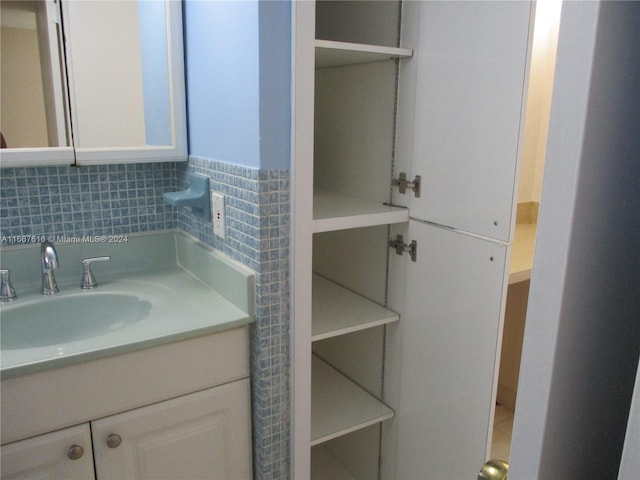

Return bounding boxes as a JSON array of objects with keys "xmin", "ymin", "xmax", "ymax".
[{"xmin": 211, "ymin": 192, "xmax": 225, "ymax": 239}]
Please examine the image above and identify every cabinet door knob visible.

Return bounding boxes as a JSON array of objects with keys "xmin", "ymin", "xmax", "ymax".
[
  {"xmin": 106, "ymin": 433, "xmax": 122, "ymax": 448},
  {"xmin": 67, "ymin": 444, "xmax": 84, "ymax": 460}
]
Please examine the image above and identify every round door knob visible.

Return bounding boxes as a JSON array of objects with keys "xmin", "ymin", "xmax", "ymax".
[
  {"xmin": 67, "ymin": 444, "xmax": 84, "ymax": 460},
  {"xmin": 106, "ymin": 433, "xmax": 122, "ymax": 448},
  {"xmin": 478, "ymin": 459, "xmax": 509, "ymax": 480}
]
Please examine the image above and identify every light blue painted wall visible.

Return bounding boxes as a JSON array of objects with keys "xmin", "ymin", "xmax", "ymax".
[
  {"xmin": 183, "ymin": 0, "xmax": 291, "ymax": 169},
  {"xmin": 184, "ymin": 0, "xmax": 261, "ymax": 167},
  {"xmin": 259, "ymin": 1, "xmax": 291, "ymax": 170},
  {"xmin": 181, "ymin": 3, "xmax": 292, "ymax": 475}
]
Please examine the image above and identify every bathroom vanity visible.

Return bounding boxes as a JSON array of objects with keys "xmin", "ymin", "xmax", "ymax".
[{"xmin": 0, "ymin": 232, "xmax": 255, "ymax": 479}]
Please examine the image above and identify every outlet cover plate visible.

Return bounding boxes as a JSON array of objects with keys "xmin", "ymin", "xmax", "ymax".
[{"xmin": 212, "ymin": 192, "xmax": 225, "ymax": 239}]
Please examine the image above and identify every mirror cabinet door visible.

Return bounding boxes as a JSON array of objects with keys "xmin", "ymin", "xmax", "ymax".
[
  {"xmin": 0, "ymin": 0, "xmax": 74, "ymax": 166},
  {"xmin": 62, "ymin": 0, "xmax": 186, "ymax": 165},
  {"xmin": 0, "ymin": 0, "xmax": 187, "ymax": 168}
]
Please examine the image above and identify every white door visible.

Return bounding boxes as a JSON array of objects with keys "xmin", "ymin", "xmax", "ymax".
[
  {"xmin": 91, "ymin": 380, "xmax": 252, "ymax": 480},
  {"xmin": 384, "ymin": 222, "xmax": 509, "ymax": 479},
  {"xmin": 0, "ymin": 424, "xmax": 94, "ymax": 480},
  {"xmin": 508, "ymin": 1, "xmax": 640, "ymax": 477},
  {"xmin": 395, "ymin": 0, "xmax": 532, "ymax": 241},
  {"xmin": 384, "ymin": 1, "xmax": 532, "ymax": 479}
]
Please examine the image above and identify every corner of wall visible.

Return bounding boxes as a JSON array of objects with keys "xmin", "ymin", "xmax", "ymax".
[{"xmin": 177, "ymin": 155, "xmax": 291, "ymax": 479}]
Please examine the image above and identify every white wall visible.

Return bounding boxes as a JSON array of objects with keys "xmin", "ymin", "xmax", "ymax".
[{"xmin": 510, "ymin": 1, "xmax": 640, "ymax": 477}]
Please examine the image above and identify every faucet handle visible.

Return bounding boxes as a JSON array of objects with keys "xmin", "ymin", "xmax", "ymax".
[
  {"xmin": 80, "ymin": 256, "xmax": 111, "ymax": 290},
  {"xmin": 0, "ymin": 269, "xmax": 17, "ymax": 302}
]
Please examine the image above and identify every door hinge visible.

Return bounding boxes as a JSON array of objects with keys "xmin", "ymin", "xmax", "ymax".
[
  {"xmin": 392, "ymin": 172, "xmax": 421, "ymax": 198},
  {"xmin": 389, "ymin": 235, "xmax": 417, "ymax": 262},
  {"xmin": 48, "ymin": 0, "xmax": 62, "ymax": 24}
]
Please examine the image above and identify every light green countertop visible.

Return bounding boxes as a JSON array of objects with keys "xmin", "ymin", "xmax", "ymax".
[{"xmin": 0, "ymin": 231, "xmax": 255, "ymax": 378}]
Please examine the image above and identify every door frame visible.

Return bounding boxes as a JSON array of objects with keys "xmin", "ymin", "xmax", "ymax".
[
  {"xmin": 291, "ymin": 1, "xmax": 315, "ymax": 478},
  {"xmin": 510, "ymin": 1, "xmax": 640, "ymax": 477}
]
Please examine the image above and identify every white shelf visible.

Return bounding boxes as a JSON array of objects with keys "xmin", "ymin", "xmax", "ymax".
[
  {"xmin": 311, "ymin": 355, "xmax": 394, "ymax": 446},
  {"xmin": 315, "ymin": 40, "xmax": 413, "ymax": 68},
  {"xmin": 313, "ymin": 189, "xmax": 409, "ymax": 233},
  {"xmin": 312, "ymin": 274, "xmax": 399, "ymax": 342},
  {"xmin": 311, "ymin": 445, "xmax": 356, "ymax": 480}
]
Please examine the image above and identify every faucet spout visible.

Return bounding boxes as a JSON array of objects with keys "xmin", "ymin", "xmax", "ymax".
[{"xmin": 41, "ymin": 240, "xmax": 59, "ymax": 295}]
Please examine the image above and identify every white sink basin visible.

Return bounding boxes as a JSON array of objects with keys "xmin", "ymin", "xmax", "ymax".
[{"xmin": 1, "ymin": 293, "xmax": 151, "ymax": 350}]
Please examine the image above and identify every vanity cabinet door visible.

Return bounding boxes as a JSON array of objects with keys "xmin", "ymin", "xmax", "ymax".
[
  {"xmin": 0, "ymin": 424, "xmax": 94, "ymax": 480},
  {"xmin": 91, "ymin": 379, "xmax": 252, "ymax": 480}
]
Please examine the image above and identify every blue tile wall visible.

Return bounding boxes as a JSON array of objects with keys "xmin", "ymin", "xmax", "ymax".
[
  {"xmin": 0, "ymin": 159, "xmax": 291, "ymax": 479},
  {"xmin": 0, "ymin": 163, "xmax": 178, "ymax": 245},
  {"xmin": 176, "ymin": 157, "xmax": 290, "ymax": 479}
]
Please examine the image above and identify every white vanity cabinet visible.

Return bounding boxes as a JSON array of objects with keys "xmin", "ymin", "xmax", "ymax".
[
  {"xmin": 1, "ymin": 425, "xmax": 95, "ymax": 480},
  {"xmin": 1, "ymin": 382, "xmax": 250, "ymax": 480},
  {"xmin": 92, "ymin": 380, "xmax": 251, "ymax": 480},
  {"xmin": 1, "ymin": 328, "xmax": 252, "ymax": 480}
]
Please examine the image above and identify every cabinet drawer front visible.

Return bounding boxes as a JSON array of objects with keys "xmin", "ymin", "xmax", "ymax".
[
  {"xmin": 92, "ymin": 380, "xmax": 252, "ymax": 480},
  {"xmin": 1, "ymin": 424, "xmax": 94, "ymax": 480},
  {"xmin": 2, "ymin": 328, "xmax": 249, "ymax": 444}
]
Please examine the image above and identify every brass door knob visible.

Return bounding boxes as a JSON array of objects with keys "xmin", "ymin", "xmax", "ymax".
[{"xmin": 478, "ymin": 459, "xmax": 509, "ymax": 480}]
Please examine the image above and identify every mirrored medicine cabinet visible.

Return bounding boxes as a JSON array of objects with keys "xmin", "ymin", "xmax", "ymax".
[{"xmin": 0, "ymin": 0, "xmax": 187, "ymax": 168}]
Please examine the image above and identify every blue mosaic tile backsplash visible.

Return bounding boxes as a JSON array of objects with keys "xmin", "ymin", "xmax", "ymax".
[
  {"xmin": 0, "ymin": 159, "xmax": 290, "ymax": 479},
  {"xmin": 0, "ymin": 163, "xmax": 178, "ymax": 245},
  {"xmin": 176, "ymin": 158, "xmax": 290, "ymax": 479}
]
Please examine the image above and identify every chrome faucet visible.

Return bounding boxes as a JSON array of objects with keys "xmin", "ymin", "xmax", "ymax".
[
  {"xmin": 0, "ymin": 269, "xmax": 17, "ymax": 302},
  {"xmin": 41, "ymin": 240, "xmax": 59, "ymax": 295}
]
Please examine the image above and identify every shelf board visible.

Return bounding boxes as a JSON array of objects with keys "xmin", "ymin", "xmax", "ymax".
[
  {"xmin": 312, "ymin": 274, "xmax": 399, "ymax": 342},
  {"xmin": 315, "ymin": 40, "xmax": 413, "ymax": 68},
  {"xmin": 313, "ymin": 189, "xmax": 409, "ymax": 233},
  {"xmin": 311, "ymin": 355, "xmax": 394, "ymax": 446},
  {"xmin": 311, "ymin": 445, "xmax": 356, "ymax": 480}
]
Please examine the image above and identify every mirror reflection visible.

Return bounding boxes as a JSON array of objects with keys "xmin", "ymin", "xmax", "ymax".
[
  {"xmin": 1, "ymin": 0, "xmax": 180, "ymax": 166},
  {"xmin": 0, "ymin": 0, "xmax": 69, "ymax": 149},
  {"xmin": 63, "ymin": 0, "xmax": 172, "ymax": 149}
]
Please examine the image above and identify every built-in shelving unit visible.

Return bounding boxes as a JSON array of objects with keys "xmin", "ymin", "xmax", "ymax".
[
  {"xmin": 311, "ymin": 445, "xmax": 356, "ymax": 480},
  {"xmin": 313, "ymin": 189, "xmax": 409, "ymax": 233},
  {"xmin": 315, "ymin": 40, "xmax": 412, "ymax": 68},
  {"xmin": 299, "ymin": 2, "xmax": 535, "ymax": 478},
  {"xmin": 309, "ymin": 4, "xmax": 408, "ymax": 478},
  {"xmin": 312, "ymin": 274, "xmax": 399, "ymax": 341},
  {"xmin": 311, "ymin": 39, "xmax": 412, "ymax": 237},
  {"xmin": 311, "ymin": 355, "xmax": 394, "ymax": 446}
]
